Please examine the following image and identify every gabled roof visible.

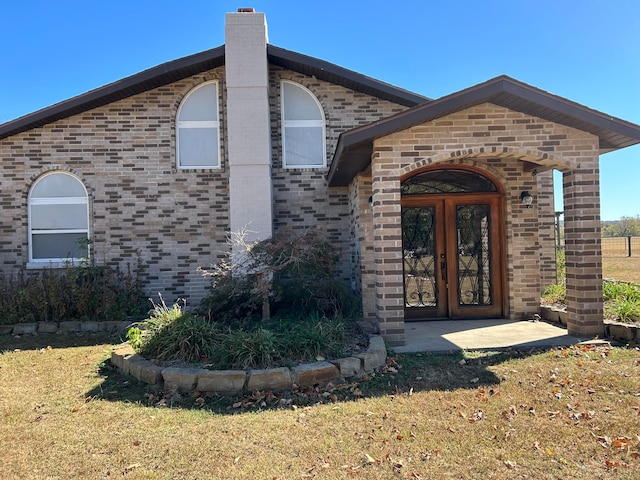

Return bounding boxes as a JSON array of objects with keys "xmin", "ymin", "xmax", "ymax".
[
  {"xmin": 327, "ymin": 75, "xmax": 640, "ymax": 187},
  {"xmin": 0, "ymin": 45, "xmax": 429, "ymax": 140},
  {"xmin": 267, "ymin": 45, "xmax": 429, "ymax": 107}
]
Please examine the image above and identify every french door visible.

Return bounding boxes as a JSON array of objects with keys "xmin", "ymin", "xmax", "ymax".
[{"xmin": 402, "ymin": 194, "xmax": 504, "ymax": 320}]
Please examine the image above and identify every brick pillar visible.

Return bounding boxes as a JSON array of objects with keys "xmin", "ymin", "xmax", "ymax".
[
  {"xmin": 562, "ymin": 158, "xmax": 604, "ymax": 337},
  {"xmin": 371, "ymin": 154, "xmax": 405, "ymax": 346},
  {"xmin": 537, "ymin": 169, "xmax": 557, "ymax": 287},
  {"xmin": 356, "ymin": 173, "xmax": 377, "ymax": 322}
]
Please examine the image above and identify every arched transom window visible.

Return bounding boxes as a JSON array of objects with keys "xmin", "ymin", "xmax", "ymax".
[
  {"xmin": 28, "ymin": 172, "xmax": 89, "ymax": 264},
  {"xmin": 281, "ymin": 80, "xmax": 326, "ymax": 168},
  {"xmin": 176, "ymin": 81, "xmax": 220, "ymax": 169}
]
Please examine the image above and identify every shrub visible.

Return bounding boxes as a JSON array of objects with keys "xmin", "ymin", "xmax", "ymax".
[
  {"xmin": 199, "ymin": 228, "xmax": 359, "ymax": 323},
  {"xmin": 210, "ymin": 327, "xmax": 278, "ymax": 369},
  {"xmin": 273, "ymin": 275, "xmax": 357, "ymax": 318},
  {"xmin": 542, "ymin": 283, "xmax": 566, "ymax": 305},
  {"xmin": 129, "ymin": 297, "xmax": 220, "ymax": 363},
  {"xmin": 0, "ymin": 258, "xmax": 146, "ymax": 325},
  {"xmin": 603, "ymin": 280, "xmax": 640, "ymax": 324},
  {"xmin": 278, "ymin": 314, "xmax": 350, "ymax": 361},
  {"xmin": 603, "ymin": 280, "xmax": 640, "ymax": 303},
  {"xmin": 129, "ymin": 301, "xmax": 356, "ymax": 370},
  {"xmin": 198, "ymin": 273, "xmax": 261, "ymax": 325},
  {"xmin": 605, "ymin": 299, "xmax": 640, "ymax": 324},
  {"xmin": 555, "ymin": 248, "xmax": 566, "ymax": 283}
]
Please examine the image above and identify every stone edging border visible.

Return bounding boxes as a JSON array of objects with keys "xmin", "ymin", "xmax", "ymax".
[
  {"xmin": 111, "ymin": 336, "xmax": 387, "ymax": 395},
  {"xmin": 539, "ymin": 305, "xmax": 639, "ymax": 342}
]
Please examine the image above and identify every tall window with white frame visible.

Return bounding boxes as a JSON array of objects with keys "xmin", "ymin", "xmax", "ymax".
[
  {"xmin": 281, "ymin": 80, "xmax": 326, "ymax": 168},
  {"xmin": 176, "ymin": 81, "xmax": 221, "ymax": 169},
  {"xmin": 28, "ymin": 172, "xmax": 89, "ymax": 265}
]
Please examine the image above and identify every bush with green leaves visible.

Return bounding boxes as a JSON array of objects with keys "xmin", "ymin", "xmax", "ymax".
[
  {"xmin": 542, "ymin": 282, "xmax": 566, "ymax": 305},
  {"xmin": 128, "ymin": 296, "xmax": 221, "ymax": 363},
  {"xmin": 198, "ymin": 228, "xmax": 359, "ymax": 324},
  {"xmin": 0, "ymin": 258, "xmax": 146, "ymax": 325},
  {"xmin": 603, "ymin": 280, "xmax": 640, "ymax": 324},
  {"xmin": 209, "ymin": 327, "xmax": 278, "ymax": 369},
  {"xmin": 198, "ymin": 273, "xmax": 262, "ymax": 326},
  {"xmin": 276, "ymin": 313, "xmax": 349, "ymax": 362},
  {"xmin": 128, "ymin": 297, "xmax": 356, "ymax": 369},
  {"xmin": 542, "ymin": 278, "xmax": 640, "ymax": 325}
]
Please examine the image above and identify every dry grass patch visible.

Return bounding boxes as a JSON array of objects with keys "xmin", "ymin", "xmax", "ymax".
[
  {"xmin": 603, "ymin": 257, "xmax": 640, "ymax": 284},
  {"xmin": 1, "ymin": 333, "xmax": 639, "ymax": 479}
]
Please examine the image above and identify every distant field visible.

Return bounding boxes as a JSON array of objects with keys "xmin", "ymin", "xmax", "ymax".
[
  {"xmin": 601, "ymin": 237, "xmax": 640, "ymax": 283},
  {"xmin": 602, "ymin": 256, "xmax": 640, "ymax": 283},
  {"xmin": 601, "ymin": 236, "xmax": 640, "ymax": 257}
]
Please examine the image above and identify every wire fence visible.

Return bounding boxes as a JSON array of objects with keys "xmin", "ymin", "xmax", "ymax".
[
  {"xmin": 601, "ymin": 236, "xmax": 640, "ymax": 258},
  {"xmin": 555, "ymin": 236, "xmax": 640, "ymax": 257}
]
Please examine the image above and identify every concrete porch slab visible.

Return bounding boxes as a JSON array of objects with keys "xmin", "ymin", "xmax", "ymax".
[{"xmin": 393, "ymin": 319, "xmax": 586, "ymax": 353}]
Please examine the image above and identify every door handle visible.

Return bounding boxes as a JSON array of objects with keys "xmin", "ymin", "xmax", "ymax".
[{"xmin": 440, "ymin": 261, "xmax": 446, "ymax": 281}]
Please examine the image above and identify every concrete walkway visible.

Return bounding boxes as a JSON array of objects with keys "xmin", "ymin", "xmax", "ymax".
[{"xmin": 393, "ymin": 319, "xmax": 587, "ymax": 353}]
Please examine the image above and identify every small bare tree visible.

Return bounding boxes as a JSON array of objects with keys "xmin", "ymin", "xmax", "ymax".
[{"xmin": 198, "ymin": 227, "xmax": 331, "ymax": 322}]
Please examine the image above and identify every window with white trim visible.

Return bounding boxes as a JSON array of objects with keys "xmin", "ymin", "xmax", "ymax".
[
  {"xmin": 281, "ymin": 81, "xmax": 326, "ymax": 168},
  {"xmin": 176, "ymin": 81, "xmax": 220, "ymax": 169},
  {"xmin": 28, "ymin": 172, "xmax": 89, "ymax": 264}
]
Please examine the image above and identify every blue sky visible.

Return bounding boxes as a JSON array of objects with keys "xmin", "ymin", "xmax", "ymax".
[{"xmin": 2, "ymin": 0, "xmax": 639, "ymax": 220}]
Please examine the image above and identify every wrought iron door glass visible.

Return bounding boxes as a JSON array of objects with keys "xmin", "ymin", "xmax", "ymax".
[
  {"xmin": 456, "ymin": 204, "xmax": 492, "ymax": 306},
  {"xmin": 402, "ymin": 207, "xmax": 437, "ymax": 307}
]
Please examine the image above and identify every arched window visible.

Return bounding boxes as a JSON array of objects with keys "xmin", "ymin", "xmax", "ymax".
[
  {"xmin": 28, "ymin": 172, "xmax": 89, "ymax": 264},
  {"xmin": 176, "ymin": 81, "xmax": 220, "ymax": 169},
  {"xmin": 281, "ymin": 80, "xmax": 326, "ymax": 168}
]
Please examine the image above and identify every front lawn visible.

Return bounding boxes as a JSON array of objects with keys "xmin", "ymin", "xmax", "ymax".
[{"xmin": 1, "ymin": 332, "xmax": 638, "ymax": 479}]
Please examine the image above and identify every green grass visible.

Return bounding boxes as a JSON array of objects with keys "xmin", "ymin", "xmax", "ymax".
[
  {"xmin": 603, "ymin": 280, "xmax": 640, "ymax": 323},
  {"xmin": 543, "ymin": 279, "xmax": 640, "ymax": 325},
  {"xmin": 129, "ymin": 301, "xmax": 358, "ymax": 369},
  {"xmin": 1, "ymin": 333, "xmax": 639, "ymax": 479}
]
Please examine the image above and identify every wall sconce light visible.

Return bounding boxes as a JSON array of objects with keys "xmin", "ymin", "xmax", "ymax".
[{"xmin": 520, "ymin": 191, "xmax": 534, "ymax": 208}]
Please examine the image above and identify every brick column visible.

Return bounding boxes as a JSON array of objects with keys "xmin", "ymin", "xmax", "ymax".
[
  {"xmin": 371, "ymin": 154, "xmax": 405, "ymax": 346},
  {"xmin": 356, "ymin": 173, "xmax": 377, "ymax": 322},
  {"xmin": 562, "ymin": 158, "xmax": 604, "ymax": 337},
  {"xmin": 537, "ymin": 169, "xmax": 557, "ymax": 287}
]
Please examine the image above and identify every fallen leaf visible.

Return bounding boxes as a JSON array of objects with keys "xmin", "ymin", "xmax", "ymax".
[
  {"xmin": 504, "ymin": 460, "xmax": 517, "ymax": 469},
  {"xmin": 612, "ymin": 438, "xmax": 629, "ymax": 450}
]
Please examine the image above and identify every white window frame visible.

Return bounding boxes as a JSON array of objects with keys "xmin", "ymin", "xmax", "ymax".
[
  {"xmin": 281, "ymin": 80, "xmax": 327, "ymax": 168},
  {"xmin": 27, "ymin": 172, "xmax": 90, "ymax": 268},
  {"xmin": 176, "ymin": 80, "xmax": 221, "ymax": 170}
]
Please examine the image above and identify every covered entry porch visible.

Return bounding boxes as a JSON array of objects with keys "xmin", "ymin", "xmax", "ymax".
[{"xmin": 328, "ymin": 76, "xmax": 640, "ymax": 347}]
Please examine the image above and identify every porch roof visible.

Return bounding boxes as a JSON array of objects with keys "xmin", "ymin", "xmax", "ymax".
[
  {"xmin": 0, "ymin": 45, "xmax": 429, "ymax": 140},
  {"xmin": 327, "ymin": 75, "xmax": 640, "ymax": 187}
]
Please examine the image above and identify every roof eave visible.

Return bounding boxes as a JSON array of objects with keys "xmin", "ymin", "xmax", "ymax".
[
  {"xmin": 327, "ymin": 76, "xmax": 640, "ymax": 187},
  {"xmin": 267, "ymin": 45, "xmax": 430, "ymax": 107},
  {"xmin": 0, "ymin": 46, "xmax": 227, "ymax": 140},
  {"xmin": 1, "ymin": 43, "xmax": 430, "ymax": 141}
]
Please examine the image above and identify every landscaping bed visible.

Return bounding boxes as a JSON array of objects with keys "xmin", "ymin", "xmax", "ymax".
[{"xmin": 110, "ymin": 334, "xmax": 387, "ymax": 396}]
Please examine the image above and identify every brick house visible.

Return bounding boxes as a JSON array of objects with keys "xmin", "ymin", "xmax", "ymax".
[{"xmin": 2, "ymin": 9, "xmax": 639, "ymax": 346}]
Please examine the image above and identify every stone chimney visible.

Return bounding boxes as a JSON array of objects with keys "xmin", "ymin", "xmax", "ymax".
[{"xmin": 225, "ymin": 9, "xmax": 273, "ymax": 245}]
